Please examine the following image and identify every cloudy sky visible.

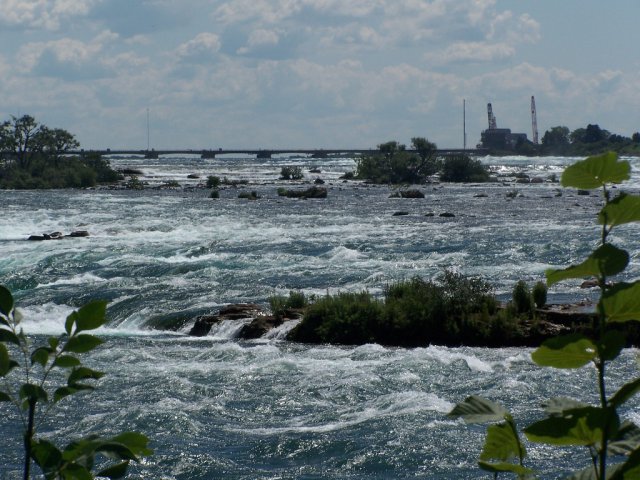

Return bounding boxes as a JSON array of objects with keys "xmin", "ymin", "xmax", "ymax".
[{"xmin": 1, "ymin": 0, "xmax": 638, "ymax": 150}]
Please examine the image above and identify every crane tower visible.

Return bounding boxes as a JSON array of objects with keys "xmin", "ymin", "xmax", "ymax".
[
  {"xmin": 487, "ymin": 103, "xmax": 497, "ymax": 129},
  {"xmin": 531, "ymin": 96, "xmax": 539, "ymax": 144}
]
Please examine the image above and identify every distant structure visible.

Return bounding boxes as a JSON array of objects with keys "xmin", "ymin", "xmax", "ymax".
[
  {"xmin": 480, "ymin": 102, "xmax": 528, "ymax": 151},
  {"xmin": 531, "ymin": 96, "xmax": 539, "ymax": 144}
]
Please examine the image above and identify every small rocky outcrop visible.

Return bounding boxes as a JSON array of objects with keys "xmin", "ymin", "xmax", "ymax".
[
  {"xmin": 389, "ymin": 189, "xmax": 425, "ymax": 199},
  {"xmin": 187, "ymin": 174, "xmax": 200, "ymax": 179},
  {"xmin": 314, "ymin": 178, "xmax": 325, "ymax": 185},
  {"xmin": 28, "ymin": 230, "xmax": 89, "ymax": 241},
  {"xmin": 277, "ymin": 186, "xmax": 327, "ymax": 199},
  {"xmin": 439, "ymin": 212, "xmax": 455, "ymax": 218},
  {"xmin": 392, "ymin": 211, "xmax": 410, "ymax": 216},
  {"xmin": 188, "ymin": 304, "xmax": 264, "ymax": 337}
]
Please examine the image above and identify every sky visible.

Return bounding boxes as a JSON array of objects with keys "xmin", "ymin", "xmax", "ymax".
[{"xmin": 0, "ymin": 0, "xmax": 639, "ymax": 150}]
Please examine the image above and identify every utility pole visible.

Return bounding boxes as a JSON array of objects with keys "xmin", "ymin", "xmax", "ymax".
[
  {"xmin": 531, "ymin": 96, "xmax": 539, "ymax": 144},
  {"xmin": 463, "ymin": 99, "xmax": 467, "ymax": 151},
  {"xmin": 146, "ymin": 108, "xmax": 150, "ymax": 151}
]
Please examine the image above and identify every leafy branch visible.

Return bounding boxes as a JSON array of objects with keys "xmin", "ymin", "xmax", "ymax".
[
  {"xmin": 449, "ymin": 152, "xmax": 640, "ymax": 479},
  {"xmin": 0, "ymin": 286, "xmax": 152, "ymax": 479}
]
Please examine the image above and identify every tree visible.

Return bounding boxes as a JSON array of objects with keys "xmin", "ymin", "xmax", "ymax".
[
  {"xmin": 37, "ymin": 127, "xmax": 80, "ymax": 167},
  {"xmin": 541, "ymin": 126, "xmax": 570, "ymax": 147},
  {"xmin": 0, "ymin": 115, "xmax": 43, "ymax": 168},
  {"xmin": 440, "ymin": 154, "xmax": 489, "ymax": 182},
  {"xmin": 584, "ymin": 123, "xmax": 609, "ymax": 143}
]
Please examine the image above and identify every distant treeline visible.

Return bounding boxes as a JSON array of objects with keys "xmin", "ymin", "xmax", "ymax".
[
  {"xmin": 0, "ymin": 115, "xmax": 121, "ymax": 189},
  {"xmin": 513, "ymin": 123, "xmax": 640, "ymax": 156}
]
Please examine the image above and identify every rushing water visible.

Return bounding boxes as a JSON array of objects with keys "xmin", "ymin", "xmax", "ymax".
[{"xmin": 1, "ymin": 155, "xmax": 639, "ymax": 478}]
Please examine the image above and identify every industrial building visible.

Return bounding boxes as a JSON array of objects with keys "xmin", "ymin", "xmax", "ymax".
[{"xmin": 479, "ymin": 98, "xmax": 538, "ymax": 151}]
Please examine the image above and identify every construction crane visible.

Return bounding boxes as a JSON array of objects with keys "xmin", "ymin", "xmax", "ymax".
[
  {"xmin": 487, "ymin": 103, "xmax": 497, "ymax": 129},
  {"xmin": 531, "ymin": 96, "xmax": 539, "ymax": 144}
]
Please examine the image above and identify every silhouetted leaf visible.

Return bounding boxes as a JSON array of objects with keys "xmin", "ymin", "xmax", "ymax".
[
  {"xmin": 0, "ymin": 391, "xmax": 11, "ymax": 401},
  {"xmin": 601, "ymin": 282, "xmax": 640, "ymax": 323},
  {"xmin": 31, "ymin": 439, "xmax": 63, "ymax": 476},
  {"xmin": 609, "ymin": 421, "xmax": 640, "ymax": 455},
  {"xmin": 59, "ymin": 463, "xmax": 93, "ymax": 480},
  {"xmin": 63, "ymin": 334, "xmax": 103, "ymax": 353},
  {"xmin": 48, "ymin": 336, "xmax": 59, "ymax": 350},
  {"xmin": 600, "ymin": 330, "xmax": 626, "ymax": 361},
  {"xmin": 610, "ymin": 378, "xmax": 640, "ymax": 408},
  {"xmin": 0, "ymin": 328, "xmax": 21, "ymax": 346},
  {"xmin": 532, "ymin": 334, "xmax": 597, "ymax": 369},
  {"xmin": 610, "ymin": 447, "xmax": 640, "ymax": 479},
  {"xmin": 561, "ymin": 152, "xmax": 629, "ymax": 189},
  {"xmin": 65, "ymin": 311, "xmax": 78, "ymax": 336},
  {"xmin": 599, "ymin": 193, "xmax": 640, "ymax": 228},
  {"xmin": 546, "ymin": 244, "xmax": 629, "ymax": 286},
  {"xmin": 53, "ymin": 355, "xmax": 81, "ymax": 368},
  {"xmin": 97, "ymin": 461, "xmax": 130, "ymax": 479},
  {"xmin": 566, "ymin": 463, "xmax": 623, "ymax": 480},
  {"xmin": 68, "ymin": 366, "xmax": 104, "ymax": 385},
  {"xmin": 544, "ymin": 397, "xmax": 589, "ymax": 416},
  {"xmin": 19, "ymin": 383, "xmax": 48, "ymax": 402},
  {"xmin": 75, "ymin": 300, "xmax": 108, "ymax": 333},
  {"xmin": 0, "ymin": 285, "xmax": 13, "ymax": 317},
  {"xmin": 448, "ymin": 395, "xmax": 508, "ymax": 423},
  {"xmin": 31, "ymin": 346, "xmax": 52, "ymax": 367},
  {"xmin": 54, "ymin": 386, "xmax": 80, "ymax": 403}
]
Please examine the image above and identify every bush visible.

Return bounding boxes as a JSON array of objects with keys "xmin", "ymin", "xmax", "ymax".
[
  {"xmin": 532, "ymin": 281, "xmax": 547, "ymax": 308},
  {"xmin": 206, "ymin": 175, "xmax": 221, "ymax": 188},
  {"xmin": 269, "ymin": 290, "xmax": 308, "ymax": 319},
  {"xmin": 440, "ymin": 154, "xmax": 489, "ymax": 182},
  {"xmin": 512, "ymin": 280, "xmax": 533, "ymax": 314},
  {"xmin": 210, "ymin": 189, "xmax": 219, "ymax": 198},
  {"xmin": 280, "ymin": 166, "xmax": 303, "ymax": 180}
]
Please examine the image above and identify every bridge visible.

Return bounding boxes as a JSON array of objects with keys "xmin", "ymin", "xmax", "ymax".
[{"xmin": 69, "ymin": 148, "xmax": 488, "ymax": 159}]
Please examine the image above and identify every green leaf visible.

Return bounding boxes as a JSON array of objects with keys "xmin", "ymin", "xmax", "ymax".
[
  {"xmin": 478, "ymin": 461, "xmax": 533, "ymax": 476},
  {"xmin": 63, "ymin": 334, "xmax": 103, "ymax": 353},
  {"xmin": 31, "ymin": 439, "xmax": 63, "ymax": 476},
  {"xmin": 95, "ymin": 442, "xmax": 139, "ymax": 461},
  {"xmin": 65, "ymin": 311, "xmax": 77, "ymax": 336},
  {"xmin": 609, "ymin": 421, "xmax": 640, "ymax": 455},
  {"xmin": 561, "ymin": 152, "xmax": 629, "ymax": 189},
  {"xmin": 0, "ymin": 285, "xmax": 13, "ymax": 317},
  {"xmin": 0, "ymin": 391, "xmax": 11, "ymax": 401},
  {"xmin": 480, "ymin": 420, "xmax": 524, "ymax": 463},
  {"xmin": 532, "ymin": 334, "xmax": 597, "ymax": 369},
  {"xmin": 601, "ymin": 282, "xmax": 640, "ymax": 323},
  {"xmin": 0, "ymin": 328, "xmax": 21, "ymax": 346},
  {"xmin": 48, "ymin": 336, "xmax": 60, "ymax": 350},
  {"xmin": 610, "ymin": 378, "xmax": 640, "ymax": 408},
  {"xmin": 74, "ymin": 300, "xmax": 108, "ymax": 333},
  {"xmin": 59, "ymin": 462, "xmax": 93, "ymax": 480},
  {"xmin": 31, "ymin": 346, "xmax": 52, "ymax": 367},
  {"xmin": 0, "ymin": 343, "xmax": 13, "ymax": 376},
  {"xmin": 53, "ymin": 355, "xmax": 81, "ymax": 368},
  {"xmin": 546, "ymin": 244, "xmax": 629, "ymax": 286},
  {"xmin": 599, "ymin": 193, "xmax": 640, "ymax": 228},
  {"xmin": 54, "ymin": 386, "xmax": 80, "ymax": 403},
  {"xmin": 68, "ymin": 366, "xmax": 104, "ymax": 385},
  {"xmin": 19, "ymin": 383, "xmax": 48, "ymax": 402},
  {"xmin": 110, "ymin": 432, "xmax": 153, "ymax": 456},
  {"xmin": 600, "ymin": 330, "xmax": 626, "ymax": 361},
  {"xmin": 448, "ymin": 395, "xmax": 508, "ymax": 423},
  {"xmin": 566, "ymin": 463, "xmax": 624, "ymax": 480},
  {"xmin": 524, "ymin": 407, "xmax": 618, "ymax": 447},
  {"xmin": 96, "ymin": 461, "xmax": 130, "ymax": 479},
  {"xmin": 544, "ymin": 397, "xmax": 589, "ymax": 416}
]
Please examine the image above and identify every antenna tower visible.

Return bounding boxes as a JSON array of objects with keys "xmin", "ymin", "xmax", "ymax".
[
  {"xmin": 487, "ymin": 103, "xmax": 497, "ymax": 129},
  {"xmin": 531, "ymin": 96, "xmax": 539, "ymax": 144}
]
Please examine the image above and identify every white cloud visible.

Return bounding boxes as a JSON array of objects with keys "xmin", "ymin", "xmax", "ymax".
[
  {"xmin": 426, "ymin": 41, "xmax": 515, "ymax": 64},
  {"xmin": 0, "ymin": 0, "xmax": 95, "ymax": 30},
  {"xmin": 175, "ymin": 32, "xmax": 221, "ymax": 59}
]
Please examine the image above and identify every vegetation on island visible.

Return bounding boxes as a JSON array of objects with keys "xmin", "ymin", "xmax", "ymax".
[
  {"xmin": 355, "ymin": 137, "xmax": 489, "ymax": 184},
  {"xmin": 0, "ymin": 115, "xmax": 121, "ymax": 189},
  {"xmin": 0, "ymin": 286, "xmax": 152, "ymax": 479},
  {"xmin": 450, "ymin": 152, "xmax": 640, "ymax": 479}
]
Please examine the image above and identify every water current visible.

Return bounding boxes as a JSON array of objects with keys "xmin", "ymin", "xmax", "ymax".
[{"xmin": 1, "ymin": 154, "xmax": 639, "ymax": 478}]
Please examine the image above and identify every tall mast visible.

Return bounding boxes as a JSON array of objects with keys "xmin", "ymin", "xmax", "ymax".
[
  {"xmin": 531, "ymin": 96, "xmax": 539, "ymax": 144},
  {"xmin": 146, "ymin": 108, "xmax": 150, "ymax": 151},
  {"xmin": 463, "ymin": 99, "xmax": 466, "ymax": 150}
]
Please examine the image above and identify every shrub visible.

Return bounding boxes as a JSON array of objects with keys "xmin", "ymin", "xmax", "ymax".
[
  {"xmin": 269, "ymin": 290, "xmax": 308, "ymax": 318},
  {"xmin": 210, "ymin": 189, "xmax": 219, "ymax": 198},
  {"xmin": 206, "ymin": 175, "xmax": 221, "ymax": 188},
  {"xmin": 280, "ymin": 166, "xmax": 303, "ymax": 180},
  {"xmin": 512, "ymin": 280, "xmax": 533, "ymax": 314},
  {"xmin": 238, "ymin": 191, "xmax": 259, "ymax": 200},
  {"xmin": 440, "ymin": 154, "xmax": 489, "ymax": 182},
  {"xmin": 532, "ymin": 280, "xmax": 547, "ymax": 308}
]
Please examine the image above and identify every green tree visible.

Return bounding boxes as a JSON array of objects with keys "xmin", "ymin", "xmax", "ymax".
[
  {"xmin": 0, "ymin": 115, "xmax": 43, "ymax": 168},
  {"xmin": 37, "ymin": 127, "xmax": 80, "ymax": 168},
  {"xmin": 541, "ymin": 126, "xmax": 570, "ymax": 147},
  {"xmin": 450, "ymin": 152, "xmax": 640, "ymax": 479},
  {"xmin": 440, "ymin": 154, "xmax": 489, "ymax": 182},
  {"xmin": 0, "ymin": 286, "xmax": 152, "ymax": 479}
]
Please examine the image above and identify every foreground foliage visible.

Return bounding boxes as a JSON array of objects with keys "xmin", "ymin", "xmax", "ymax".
[
  {"xmin": 0, "ymin": 286, "xmax": 152, "ymax": 479},
  {"xmin": 450, "ymin": 152, "xmax": 640, "ymax": 479}
]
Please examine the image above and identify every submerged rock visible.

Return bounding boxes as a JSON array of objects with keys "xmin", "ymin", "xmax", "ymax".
[
  {"xmin": 439, "ymin": 212, "xmax": 455, "ymax": 218},
  {"xmin": 188, "ymin": 304, "xmax": 264, "ymax": 337},
  {"xmin": 28, "ymin": 230, "xmax": 89, "ymax": 240},
  {"xmin": 390, "ymin": 189, "xmax": 425, "ymax": 199}
]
